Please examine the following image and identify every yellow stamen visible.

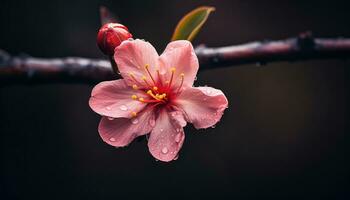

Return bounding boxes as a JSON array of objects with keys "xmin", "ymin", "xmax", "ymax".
[
  {"xmin": 177, "ymin": 73, "xmax": 185, "ymax": 93},
  {"xmin": 167, "ymin": 67, "xmax": 176, "ymax": 90},
  {"xmin": 145, "ymin": 64, "xmax": 156, "ymax": 85},
  {"xmin": 131, "ymin": 95, "xmax": 137, "ymax": 100},
  {"xmin": 132, "ymin": 84, "xmax": 138, "ymax": 90},
  {"xmin": 142, "ymin": 76, "xmax": 152, "ymax": 88},
  {"xmin": 147, "ymin": 90, "xmax": 159, "ymax": 100},
  {"xmin": 129, "ymin": 72, "xmax": 142, "ymax": 86},
  {"xmin": 131, "ymin": 111, "xmax": 137, "ymax": 117},
  {"xmin": 139, "ymin": 97, "xmax": 144, "ymax": 102},
  {"xmin": 153, "ymin": 86, "xmax": 158, "ymax": 91},
  {"xmin": 158, "ymin": 93, "xmax": 166, "ymax": 100}
]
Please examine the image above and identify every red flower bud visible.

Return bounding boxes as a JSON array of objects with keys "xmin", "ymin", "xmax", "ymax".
[{"xmin": 97, "ymin": 23, "xmax": 133, "ymax": 55}]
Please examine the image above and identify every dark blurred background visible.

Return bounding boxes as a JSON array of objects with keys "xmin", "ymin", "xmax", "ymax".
[{"xmin": 0, "ymin": 0, "xmax": 348, "ymax": 199}]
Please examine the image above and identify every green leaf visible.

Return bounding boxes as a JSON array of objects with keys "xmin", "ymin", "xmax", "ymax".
[{"xmin": 171, "ymin": 6, "xmax": 215, "ymax": 41}]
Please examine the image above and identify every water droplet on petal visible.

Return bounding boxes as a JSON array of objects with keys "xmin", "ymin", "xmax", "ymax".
[
  {"xmin": 106, "ymin": 106, "xmax": 112, "ymax": 110},
  {"xmin": 131, "ymin": 118, "xmax": 139, "ymax": 124},
  {"xmin": 211, "ymin": 125, "xmax": 216, "ymax": 128},
  {"xmin": 194, "ymin": 76, "xmax": 198, "ymax": 81},
  {"xmin": 173, "ymin": 155, "xmax": 179, "ymax": 160},
  {"xmin": 108, "ymin": 117, "xmax": 114, "ymax": 120},
  {"xmin": 119, "ymin": 105, "xmax": 128, "ymax": 111},
  {"xmin": 175, "ymin": 134, "xmax": 181, "ymax": 142},
  {"xmin": 149, "ymin": 119, "xmax": 156, "ymax": 127},
  {"xmin": 171, "ymin": 112, "xmax": 176, "ymax": 117},
  {"xmin": 160, "ymin": 128, "xmax": 164, "ymax": 132},
  {"xmin": 109, "ymin": 137, "xmax": 116, "ymax": 142},
  {"xmin": 161, "ymin": 147, "xmax": 168, "ymax": 154}
]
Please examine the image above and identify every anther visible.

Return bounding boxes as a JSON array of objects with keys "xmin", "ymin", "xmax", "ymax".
[
  {"xmin": 131, "ymin": 111, "xmax": 137, "ymax": 117},
  {"xmin": 144, "ymin": 64, "xmax": 157, "ymax": 84},
  {"xmin": 132, "ymin": 84, "xmax": 138, "ymax": 90},
  {"xmin": 131, "ymin": 95, "xmax": 137, "ymax": 100},
  {"xmin": 153, "ymin": 86, "xmax": 158, "ymax": 91},
  {"xmin": 142, "ymin": 76, "xmax": 152, "ymax": 88},
  {"xmin": 139, "ymin": 97, "xmax": 145, "ymax": 102},
  {"xmin": 129, "ymin": 72, "xmax": 142, "ymax": 86}
]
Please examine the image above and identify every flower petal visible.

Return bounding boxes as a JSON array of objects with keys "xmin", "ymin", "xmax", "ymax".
[
  {"xmin": 174, "ymin": 87, "xmax": 228, "ymax": 129},
  {"xmin": 98, "ymin": 108, "xmax": 155, "ymax": 147},
  {"xmin": 89, "ymin": 79, "xmax": 148, "ymax": 118},
  {"xmin": 148, "ymin": 109, "xmax": 185, "ymax": 162},
  {"xmin": 159, "ymin": 40, "xmax": 199, "ymax": 89},
  {"xmin": 114, "ymin": 39, "xmax": 160, "ymax": 88}
]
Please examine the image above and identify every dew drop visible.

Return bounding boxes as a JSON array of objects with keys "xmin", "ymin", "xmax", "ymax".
[
  {"xmin": 175, "ymin": 134, "xmax": 181, "ymax": 142},
  {"xmin": 211, "ymin": 125, "xmax": 216, "ymax": 128},
  {"xmin": 119, "ymin": 105, "xmax": 128, "ymax": 111},
  {"xmin": 161, "ymin": 147, "xmax": 168, "ymax": 154},
  {"xmin": 173, "ymin": 155, "xmax": 179, "ymax": 160},
  {"xmin": 106, "ymin": 106, "xmax": 112, "ymax": 110},
  {"xmin": 160, "ymin": 128, "xmax": 164, "ymax": 132},
  {"xmin": 108, "ymin": 117, "xmax": 114, "ymax": 120},
  {"xmin": 131, "ymin": 118, "xmax": 139, "ymax": 124},
  {"xmin": 149, "ymin": 119, "xmax": 156, "ymax": 127},
  {"xmin": 194, "ymin": 76, "xmax": 198, "ymax": 81},
  {"xmin": 109, "ymin": 137, "xmax": 116, "ymax": 142}
]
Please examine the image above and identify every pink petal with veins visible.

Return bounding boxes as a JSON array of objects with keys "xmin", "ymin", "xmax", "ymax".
[
  {"xmin": 159, "ymin": 40, "xmax": 199, "ymax": 89},
  {"xmin": 148, "ymin": 109, "xmax": 185, "ymax": 162},
  {"xmin": 89, "ymin": 79, "xmax": 147, "ymax": 118},
  {"xmin": 98, "ymin": 108, "xmax": 155, "ymax": 147},
  {"xmin": 114, "ymin": 39, "xmax": 160, "ymax": 88},
  {"xmin": 175, "ymin": 87, "xmax": 228, "ymax": 129}
]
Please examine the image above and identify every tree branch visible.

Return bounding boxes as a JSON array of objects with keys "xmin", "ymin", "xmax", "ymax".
[{"xmin": 1, "ymin": 33, "xmax": 349, "ymax": 85}]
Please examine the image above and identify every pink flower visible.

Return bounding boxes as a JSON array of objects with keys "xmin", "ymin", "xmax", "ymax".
[{"xmin": 89, "ymin": 39, "xmax": 228, "ymax": 162}]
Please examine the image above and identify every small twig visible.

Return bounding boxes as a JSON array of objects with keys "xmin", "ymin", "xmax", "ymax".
[
  {"xmin": 1, "ymin": 33, "xmax": 349, "ymax": 85},
  {"xmin": 196, "ymin": 32, "xmax": 350, "ymax": 69}
]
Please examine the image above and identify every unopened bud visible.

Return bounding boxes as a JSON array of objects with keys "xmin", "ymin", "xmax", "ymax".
[{"xmin": 97, "ymin": 23, "xmax": 133, "ymax": 55}]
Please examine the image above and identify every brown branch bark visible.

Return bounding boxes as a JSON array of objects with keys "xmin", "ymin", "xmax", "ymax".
[{"xmin": 1, "ymin": 33, "xmax": 350, "ymax": 85}]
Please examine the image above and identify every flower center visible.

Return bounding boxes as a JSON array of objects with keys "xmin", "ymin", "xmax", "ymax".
[{"xmin": 128, "ymin": 64, "xmax": 185, "ymax": 117}]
